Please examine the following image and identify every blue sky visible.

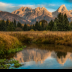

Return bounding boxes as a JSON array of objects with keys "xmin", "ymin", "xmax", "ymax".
[{"xmin": 0, "ymin": 0, "xmax": 72, "ymax": 12}]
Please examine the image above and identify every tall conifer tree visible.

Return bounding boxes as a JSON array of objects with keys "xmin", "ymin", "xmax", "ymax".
[
  {"xmin": 23, "ymin": 23, "xmax": 28, "ymax": 31},
  {"xmin": 17, "ymin": 22, "xmax": 22, "ymax": 28},
  {"xmin": 14, "ymin": 19, "xmax": 16, "ymax": 28}
]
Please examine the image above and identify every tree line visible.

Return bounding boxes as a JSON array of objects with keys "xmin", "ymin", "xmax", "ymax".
[{"xmin": 0, "ymin": 13, "xmax": 72, "ymax": 31}]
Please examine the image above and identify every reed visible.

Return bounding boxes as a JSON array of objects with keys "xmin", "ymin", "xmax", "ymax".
[
  {"xmin": 1, "ymin": 31, "xmax": 72, "ymax": 47},
  {"xmin": 6, "ymin": 31, "xmax": 72, "ymax": 46}
]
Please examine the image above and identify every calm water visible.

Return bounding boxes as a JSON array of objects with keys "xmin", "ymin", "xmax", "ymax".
[{"xmin": 11, "ymin": 44, "xmax": 72, "ymax": 69}]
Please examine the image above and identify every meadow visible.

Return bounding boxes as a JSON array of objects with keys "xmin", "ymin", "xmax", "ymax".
[
  {"xmin": 1, "ymin": 31, "xmax": 72, "ymax": 54},
  {"xmin": 1, "ymin": 31, "xmax": 72, "ymax": 45}
]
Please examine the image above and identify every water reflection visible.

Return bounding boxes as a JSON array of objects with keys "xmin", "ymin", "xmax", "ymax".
[
  {"xmin": 13, "ymin": 44, "xmax": 72, "ymax": 69},
  {"xmin": 56, "ymin": 52, "xmax": 67, "ymax": 58},
  {"xmin": 13, "ymin": 49, "xmax": 51, "ymax": 64},
  {"xmin": 13, "ymin": 46, "xmax": 72, "ymax": 64}
]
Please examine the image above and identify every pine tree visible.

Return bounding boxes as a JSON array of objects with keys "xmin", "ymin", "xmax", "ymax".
[
  {"xmin": 46, "ymin": 23, "xmax": 48, "ymax": 31},
  {"xmin": 17, "ymin": 22, "xmax": 22, "ymax": 28},
  {"xmin": 35, "ymin": 21, "xmax": 39, "ymax": 31},
  {"xmin": 70, "ymin": 22, "xmax": 72, "ymax": 30},
  {"xmin": 33, "ymin": 24, "xmax": 35, "ymax": 30},
  {"xmin": 6, "ymin": 19, "xmax": 9, "ymax": 27},
  {"xmin": 57, "ymin": 13, "xmax": 64, "ymax": 31},
  {"xmin": 48, "ymin": 20, "xmax": 54, "ymax": 31},
  {"xmin": 56, "ymin": 13, "xmax": 69, "ymax": 31},
  {"xmin": 38, "ymin": 23, "xmax": 42, "ymax": 31},
  {"xmin": 52, "ymin": 18, "xmax": 58, "ymax": 31},
  {"xmin": 0, "ymin": 21, "xmax": 3, "ymax": 31},
  {"xmin": 52, "ymin": 22, "xmax": 58, "ymax": 31},
  {"xmin": 14, "ymin": 19, "xmax": 16, "ymax": 28},
  {"xmin": 64, "ymin": 14, "xmax": 70, "ymax": 31},
  {"xmin": 41, "ymin": 21, "xmax": 44, "ymax": 31},
  {"xmin": 0, "ymin": 20, "xmax": 6, "ymax": 31},
  {"xmin": 28, "ymin": 25, "xmax": 31, "ymax": 31},
  {"xmin": 7, "ymin": 22, "xmax": 15, "ymax": 31},
  {"xmin": 23, "ymin": 23, "xmax": 28, "ymax": 31}
]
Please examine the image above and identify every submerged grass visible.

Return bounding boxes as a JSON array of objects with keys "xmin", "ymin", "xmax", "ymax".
[
  {"xmin": 0, "ymin": 59, "xmax": 23, "ymax": 69},
  {"xmin": 7, "ymin": 46, "xmax": 26, "ymax": 54},
  {"xmin": 14, "ymin": 63, "xmax": 22, "ymax": 68}
]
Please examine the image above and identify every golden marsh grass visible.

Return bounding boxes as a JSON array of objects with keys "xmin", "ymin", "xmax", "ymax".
[
  {"xmin": 0, "ymin": 33, "xmax": 22, "ymax": 52},
  {"xmin": 0, "ymin": 31, "xmax": 72, "ymax": 46}
]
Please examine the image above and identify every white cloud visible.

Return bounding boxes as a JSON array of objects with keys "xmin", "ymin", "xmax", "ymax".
[
  {"xmin": 0, "ymin": 2, "xmax": 58, "ymax": 12},
  {"xmin": 48, "ymin": 4, "xmax": 56, "ymax": 6},
  {"xmin": 0, "ymin": 2, "xmax": 13, "ymax": 7},
  {"xmin": 19, "ymin": 5, "xmax": 36, "ymax": 9}
]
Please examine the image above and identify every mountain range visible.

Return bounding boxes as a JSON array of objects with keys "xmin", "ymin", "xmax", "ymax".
[{"xmin": 0, "ymin": 4, "xmax": 72, "ymax": 24}]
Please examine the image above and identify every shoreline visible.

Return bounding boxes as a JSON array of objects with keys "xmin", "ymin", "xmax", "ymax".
[{"xmin": 0, "ymin": 31, "xmax": 72, "ymax": 54}]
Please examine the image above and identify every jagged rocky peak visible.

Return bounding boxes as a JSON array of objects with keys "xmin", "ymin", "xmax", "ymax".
[
  {"xmin": 69, "ymin": 10, "xmax": 72, "ymax": 11},
  {"xmin": 35, "ymin": 7, "xmax": 41, "ymax": 11},
  {"xmin": 35, "ymin": 7, "xmax": 47, "ymax": 11},
  {"xmin": 12, "ymin": 6, "xmax": 33, "ymax": 15},
  {"xmin": 19, "ymin": 6, "xmax": 33, "ymax": 11},
  {"xmin": 69, "ymin": 10, "xmax": 72, "ymax": 15},
  {"xmin": 41, "ymin": 7, "xmax": 48, "ymax": 11},
  {"xmin": 19, "ymin": 6, "xmax": 24, "ymax": 9},
  {"xmin": 57, "ymin": 4, "xmax": 68, "ymax": 12},
  {"xmin": 41, "ymin": 7, "xmax": 46, "ymax": 9},
  {"xmin": 11, "ymin": 4, "xmax": 72, "ymax": 24},
  {"xmin": 69, "ymin": 10, "xmax": 72, "ymax": 13},
  {"xmin": 19, "ymin": 6, "xmax": 31, "ymax": 9}
]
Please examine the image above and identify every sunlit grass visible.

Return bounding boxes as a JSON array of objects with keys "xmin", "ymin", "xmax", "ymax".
[
  {"xmin": 1, "ymin": 31, "xmax": 72, "ymax": 47},
  {"xmin": 0, "ymin": 33, "xmax": 27, "ymax": 54}
]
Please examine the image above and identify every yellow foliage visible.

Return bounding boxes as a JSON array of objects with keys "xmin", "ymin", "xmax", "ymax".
[
  {"xmin": 1, "ymin": 31, "xmax": 72, "ymax": 47},
  {"xmin": 21, "ymin": 24, "xmax": 24, "ymax": 27},
  {"xmin": 8, "ymin": 20, "xmax": 11, "ymax": 23},
  {"xmin": 30, "ymin": 29, "xmax": 35, "ymax": 31},
  {"xmin": 0, "ymin": 33, "xmax": 22, "ymax": 51},
  {"xmin": 27, "ymin": 24, "xmax": 30, "ymax": 26},
  {"xmin": 40, "ymin": 22, "xmax": 42, "ymax": 26}
]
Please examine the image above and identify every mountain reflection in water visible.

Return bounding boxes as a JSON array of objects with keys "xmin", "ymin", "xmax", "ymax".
[{"xmin": 13, "ymin": 44, "xmax": 72, "ymax": 69}]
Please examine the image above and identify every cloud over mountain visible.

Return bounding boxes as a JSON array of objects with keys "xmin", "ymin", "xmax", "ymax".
[{"xmin": 0, "ymin": 2, "xmax": 59, "ymax": 12}]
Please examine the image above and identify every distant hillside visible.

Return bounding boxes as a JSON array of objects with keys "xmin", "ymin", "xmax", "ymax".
[{"xmin": 0, "ymin": 11, "xmax": 30, "ymax": 24}]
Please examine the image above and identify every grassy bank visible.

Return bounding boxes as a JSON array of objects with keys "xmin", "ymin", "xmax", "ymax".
[
  {"xmin": 0, "ymin": 33, "xmax": 26, "ymax": 54},
  {"xmin": 1, "ymin": 31, "xmax": 72, "ymax": 53},
  {"xmin": 4, "ymin": 31, "xmax": 72, "ymax": 47}
]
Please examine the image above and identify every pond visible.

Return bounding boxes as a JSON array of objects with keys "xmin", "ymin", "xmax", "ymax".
[{"xmin": 9, "ymin": 44, "xmax": 72, "ymax": 69}]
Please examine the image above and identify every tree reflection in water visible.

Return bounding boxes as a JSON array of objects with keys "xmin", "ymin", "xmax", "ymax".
[{"xmin": 56, "ymin": 52, "xmax": 67, "ymax": 58}]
